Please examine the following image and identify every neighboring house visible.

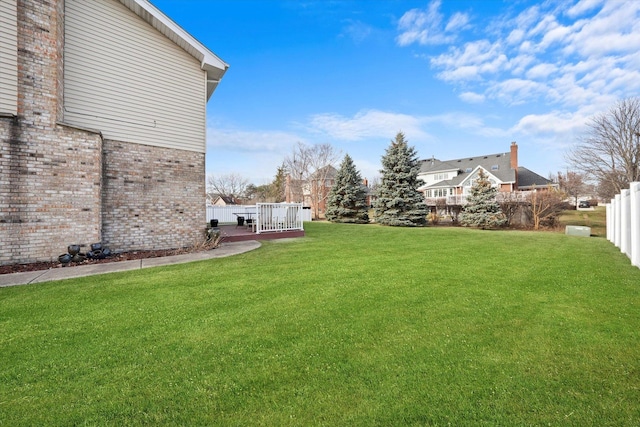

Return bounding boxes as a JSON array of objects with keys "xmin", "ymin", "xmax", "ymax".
[
  {"xmin": 0, "ymin": 0, "xmax": 228, "ymax": 265},
  {"xmin": 362, "ymin": 178, "xmax": 376, "ymax": 207},
  {"xmin": 418, "ymin": 142, "xmax": 554, "ymax": 210},
  {"xmin": 212, "ymin": 196, "xmax": 239, "ymax": 206},
  {"xmin": 284, "ymin": 165, "xmax": 340, "ymax": 219}
]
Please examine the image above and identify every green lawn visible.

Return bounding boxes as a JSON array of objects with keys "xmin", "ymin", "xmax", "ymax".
[
  {"xmin": 1, "ymin": 222, "xmax": 639, "ymax": 426},
  {"xmin": 559, "ymin": 206, "xmax": 607, "ymax": 237}
]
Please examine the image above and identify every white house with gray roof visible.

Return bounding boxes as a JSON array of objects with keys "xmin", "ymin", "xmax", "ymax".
[{"xmin": 418, "ymin": 143, "xmax": 553, "ymax": 207}]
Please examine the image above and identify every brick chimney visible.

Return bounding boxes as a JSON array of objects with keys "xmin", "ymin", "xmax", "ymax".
[
  {"xmin": 510, "ymin": 142, "xmax": 518, "ymax": 169},
  {"xmin": 510, "ymin": 142, "xmax": 518, "ymax": 190}
]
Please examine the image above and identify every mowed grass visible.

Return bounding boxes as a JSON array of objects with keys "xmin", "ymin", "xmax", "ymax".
[
  {"xmin": 559, "ymin": 206, "xmax": 607, "ymax": 237},
  {"xmin": 1, "ymin": 223, "xmax": 639, "ymax": 426}
]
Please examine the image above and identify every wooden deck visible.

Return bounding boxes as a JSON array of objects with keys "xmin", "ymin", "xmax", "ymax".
[{"xmin": 215, "ymin": 224, "xmax": 305, "ymax": 243}]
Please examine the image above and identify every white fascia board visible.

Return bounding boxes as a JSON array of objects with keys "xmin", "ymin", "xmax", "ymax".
[
  {"xmin": 458, "ymin": 166, "xmax": 506, "ymax": 187},
  {"xmin": 120, "ymin": 0, "xmax": 229, "ymax": 98}
]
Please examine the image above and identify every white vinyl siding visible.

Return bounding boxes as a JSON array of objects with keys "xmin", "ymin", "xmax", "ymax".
[
  {"xmin": 64, "ymin": 0, "xmax": 206, "ymax": 152},
  {"xmin": 419, "ymin": 169, "xmax": 458, "ymax": 186},
  {"xmin": 0, "ymin": 0, "xmax": 18, "ymax": 115}
]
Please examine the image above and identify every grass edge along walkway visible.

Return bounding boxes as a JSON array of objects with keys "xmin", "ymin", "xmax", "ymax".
[{"xmin": 1, "ymin": 222, "xmax": 639, "ymax": 426}]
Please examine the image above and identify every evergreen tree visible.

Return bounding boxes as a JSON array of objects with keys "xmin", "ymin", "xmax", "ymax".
[
  {"xmin": 270, "ymin": 164, "xmax": 287, "ymax": 202},
  {"xmin": 326, "ymin": 154, "xmax": 369, "ymax": 223},
  {"xmin": 459, "ymin": 169, "xmax": 507, "ymax": 229},
  {"xmin": 374, "ymin": 132, "xmax": 428, "ymax": 226}
]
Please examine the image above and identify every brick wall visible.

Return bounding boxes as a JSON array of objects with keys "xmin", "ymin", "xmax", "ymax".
[
  {"xmin": 0, "ymin": 121, "xmax": 103, "ymax": 264},
  {"xmin": 101, "ymin": 140, "xmax": 206, "ymax": 252},
  {"xmin": 0, "ymin": 0, "xmax": 102, "ymax": 265}
]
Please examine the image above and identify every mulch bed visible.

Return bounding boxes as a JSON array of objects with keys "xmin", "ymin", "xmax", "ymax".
[{"xmin": 0, "ymin": 247, "xmax": 213, "ymax": 275}]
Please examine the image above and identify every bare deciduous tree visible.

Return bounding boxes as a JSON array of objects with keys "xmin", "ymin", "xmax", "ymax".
[
  {"xmin": 206, "ymin": 173, "xmax": 249, "ymax": 203},
  {"xmin": 557, "ymin": 171, "xmax": 586, "ymax": 207},
  {"xmin": 284, "ymin": 142, "xmax": 312, "ymax": 203},
  {"xmin": 526, "ymin": 187, "xmax": 566, "ymax": 230},
  {"xmin": 567, "ymin": 97, "xmax": 640, "ymax": 200},
  {"xmin": 284, "ymin": 142, "xmax": 340, "ymax": 218}
]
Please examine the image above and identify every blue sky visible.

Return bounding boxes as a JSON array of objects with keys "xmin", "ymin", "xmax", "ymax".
[{"xmin": 151, "ymin": 0, "xmax": 640, "ymax": 185}]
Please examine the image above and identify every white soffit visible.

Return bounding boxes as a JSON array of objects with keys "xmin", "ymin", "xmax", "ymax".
[{"xmin": 119, "ymin": 0, "xmax": 229, "ymax": 99}]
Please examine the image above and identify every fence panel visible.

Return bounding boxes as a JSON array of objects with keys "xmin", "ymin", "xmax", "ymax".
[
  {"xmin": 606, "ymin": 182, "xmax": 639, "ymax": 270},
  {"xmin": 631, "ymin": 182, "xmax": 640, "ymax": 268},
  {"xmin": 206, "ymin": 206, "xmax": 256, "ymax": 224}
]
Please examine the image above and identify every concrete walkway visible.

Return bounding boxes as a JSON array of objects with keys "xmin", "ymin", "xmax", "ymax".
[{"xmin": 0, "ymin": 240, "xmax": 261, "ymax": 288}]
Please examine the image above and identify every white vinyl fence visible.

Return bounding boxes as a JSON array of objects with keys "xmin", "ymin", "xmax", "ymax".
[
  {"xmin": 206, "ymin": 205, "xmax": 255, "ymax": 224},
  {"xmin": 606, "ymin": 182, "xmax": 640, "ymax": 269}
]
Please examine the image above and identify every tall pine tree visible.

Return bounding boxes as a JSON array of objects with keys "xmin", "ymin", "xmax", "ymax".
[
  {"xmin": 459, "ymin": 169, "xmax": 507, "ymax": 229},
  {"xmin": 325, "ymin": 154, "xmax": 369, "ymax": 223},
  {"xmin": 374, "ymin": 132, "xmax": 428, "ymax": 226}
]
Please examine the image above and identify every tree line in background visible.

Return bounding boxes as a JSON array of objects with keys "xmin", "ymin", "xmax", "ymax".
[{"xmin": 207, "ymin": 97, "xmax": 640, "ymax": 229}]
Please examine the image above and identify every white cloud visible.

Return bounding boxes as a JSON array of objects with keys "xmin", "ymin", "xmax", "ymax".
[
  {"xmin": 459, "ymin": 91, "xmax": 485, "ymax": 104},
  {"xmin": 514, "ymin": 4, "xmax": 542, "ymax": 29},
  {"xmin": 563, "ymin": 1, "xmax": 640, "ymax": 57},
  {"xmin": 306, "ymin": 109, "xmax": 431, "ymax": 141},
  {"xmin": 424, "ymin": 112, "xmax": 508, "ymax": 138},
  {"xmin": 306, "ymin": 109, "xmax": 514, "ymax": 145},
  {"xmin": 538, "ymin": 22, "xmax": 571, "ymax": 49},
  {"xmin": 445, "ymin": 12, "xmax": 470, "ymax": 32},
  {"xmin": 206, "ymin": 126, "xmax": 303, "ymax": 154},
  {"xmin": 508, "ymin": 54, "xmax": 536, "ymax": 76},
  {"xmin": 411, "ymin": 0, "xmax": 640, "ymax": 109},
  {"xmin": 510, "ymin": 110, "xmax": 589, "ymax": 141},
  {"xmin": 340, "ymin": 20, "xmax": 373, "ymax": 44},
  {"xmin": 566, "ymin": 0, "xmax": 604, "ymax": 18},
  {"xmin": 487, "ymin": 79, "xmax": 549, "ymax": 105},
  {"xmin": 431, "ymin": 40, "xmax": 508, "ymax": 81},
  {"xmin": 396, "ymin": 0, "xmax": 459, "ymax": 46},
  {"xmin": 528, "ymin": 14, "xmax": 559, "ymax": 39},
  {"xmin": 526, "ymin": 63, "xmax": 557, "ymax": 79},
  {"xmin": 506, "ymin": 29, "xmax": 525, "ymax": 46}
]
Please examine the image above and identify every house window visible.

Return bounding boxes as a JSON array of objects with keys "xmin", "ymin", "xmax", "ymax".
[
  {"xmin": 465, "ymin": 167, "xmax": 472, "ymax": 172},
  {"xmin": 434, "ymin": 173, "xmax": 448, "ymax": 181},
  {"xmin": 491, "ymin": 165, "xmax": 499, "ymax": 171}
]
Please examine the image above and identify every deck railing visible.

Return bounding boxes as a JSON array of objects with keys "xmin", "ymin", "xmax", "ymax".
[
  {"xmin": 425, "ymin": 191, "xmax": 533, "ymax": 206},
  {"xmin": 207, "ymin": 204, "xmax": 310, "ymax": 225},
  {"xmin": 255, "ymin": 203, "xmax": 304, "ymax": 234}
]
